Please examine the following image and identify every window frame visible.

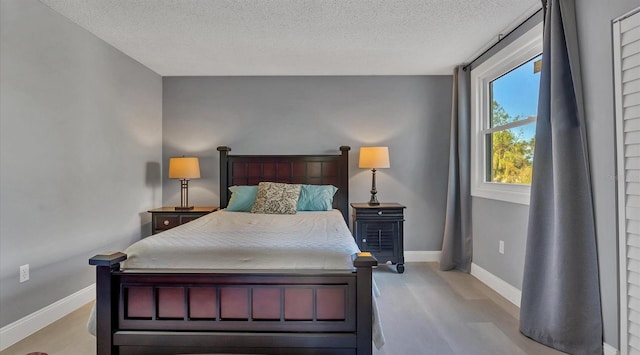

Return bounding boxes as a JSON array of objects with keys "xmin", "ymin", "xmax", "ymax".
[{"xmin": 470, "ymin": 22, "xmax": 543, "ymax": 205}]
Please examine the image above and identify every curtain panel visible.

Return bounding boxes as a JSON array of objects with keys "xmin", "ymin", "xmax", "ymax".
[
  {"xmin": 519, "ymin": 0, "xmax": 603, "ymax": 353},
  {"xmin": 440, "ymin": 66, "xmax": 472, "ymax": 272}
]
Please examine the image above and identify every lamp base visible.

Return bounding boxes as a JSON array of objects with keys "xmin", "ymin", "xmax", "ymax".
[
  {"xmin": 174, "ymin": 206, "xmax": 194, "ymax": 211},
  {"xmin": 368, "ymin": 168, "xmax": 380, "ymax": 206}
]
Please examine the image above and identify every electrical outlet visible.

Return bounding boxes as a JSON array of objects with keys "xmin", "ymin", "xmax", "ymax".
[
  {"xmin": 19, "ymin": 264, "xmax": 29, "ymax": 283},
  {"xmin": 499, "ymin": 240, "xmax": 505, "ymax": 254}
]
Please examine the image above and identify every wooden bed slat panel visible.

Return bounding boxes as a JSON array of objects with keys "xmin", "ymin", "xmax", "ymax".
[
  {"xmin": 317, "ymin": 287, "xmax": 347, "ymax": 320},
  {"xmin": 188, "ymin": 287, "xmax": 217, "ymax": 319},
  {"xmin": 252, "ymin": 288, "xmax": 281, "ymax": 320},
  {"xmin": 220, "ymin": 287, "xmax": 249, "ymax": 320},
  {"xmin": 307, "ymin": 162, "xmax": 322, "ymax": 177},
  {"xmin": 292, "ymin": 162, "xmax": 306, "ymax": 177},
  {"xmin": 279, "ymin": 162, "xmax": 293, "ymax": 178},
  {"xmin": 157, "ymin": 287, "xmax": 184, "ymax": 319},
  {"xmin": 247, "ymin": 163, "xmax": 262, "ymax": 178},
  {"xmin": 284, "ymin": 288, "xmax": 314, "ymax": 320},
  {"xmin": 125, "ymin": 287, "xmax": 152, "ymax": 319}
]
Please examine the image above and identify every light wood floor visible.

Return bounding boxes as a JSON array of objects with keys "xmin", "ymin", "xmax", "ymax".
[{"xmin": 1, "ymin": 262, "xmax": 563, "ymax": 355}]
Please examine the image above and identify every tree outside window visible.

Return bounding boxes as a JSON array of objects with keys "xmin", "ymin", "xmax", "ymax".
[{"xmin": 485, "ymin": 54, "xmax": 541, "ymax": 185}]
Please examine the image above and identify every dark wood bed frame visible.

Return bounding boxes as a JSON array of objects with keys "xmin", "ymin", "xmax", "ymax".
[{"xmin": 90, "ymin": 146, "xmax": 378, "ymax": 355}]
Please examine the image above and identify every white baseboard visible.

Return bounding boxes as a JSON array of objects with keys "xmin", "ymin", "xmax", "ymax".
[
  {"xmin": 0, "ymin": 283, "xmax": 96, "ymax": 351},
  {"xmin": 603, "ymin": 342, "xmax": 618, "ymax": 355},
  {"xmin": 404, "ymin": 250, "xmax": 441, "ymax": 262},
  {"xmin": 470, "ymin": 262, "xmax": 522, "ymax": 307}
]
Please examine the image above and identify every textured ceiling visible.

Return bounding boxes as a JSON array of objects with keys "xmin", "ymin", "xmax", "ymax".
[{"xmin": 39, "ymin": 0, "xmax": 540, "ymax": 76}]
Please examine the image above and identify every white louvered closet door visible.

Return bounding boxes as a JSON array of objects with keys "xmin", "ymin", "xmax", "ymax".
[{"xmin": 616, "ymin": 7, "xmax": 640, "ymax": 355}]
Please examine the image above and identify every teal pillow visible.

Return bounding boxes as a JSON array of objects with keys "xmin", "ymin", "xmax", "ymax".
[
  {"xmin": 297, "ymin": 185, "xmax": 338, "ymax": 211},
  {"xmin": 227, "ymin": 185, "xmax": 258, "ymax": 211}
]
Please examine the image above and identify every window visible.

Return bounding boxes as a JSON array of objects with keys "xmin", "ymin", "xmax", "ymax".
[
  {"xmin": 487, "ymin": 55, "xmax": 540, "ymax": 184},
  {"xmin": 471, "ymin": 23, "xmax": 543, "ymax": 205}
]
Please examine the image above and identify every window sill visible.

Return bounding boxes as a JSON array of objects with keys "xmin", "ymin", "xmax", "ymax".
[{"xmin": 471, "ymin": 183, "xmax": 531, "ymax": 205}]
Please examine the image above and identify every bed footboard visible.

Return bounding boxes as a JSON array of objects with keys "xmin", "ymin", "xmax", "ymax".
[{"xmin": 90, "ymin": 252, "xmax": 377, "ymax": 355}]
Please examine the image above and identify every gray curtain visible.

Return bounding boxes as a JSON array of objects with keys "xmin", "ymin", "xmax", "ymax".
[
  {"xmin": 519, "ymin": 0, "xmax": 602, "ymax": 353},
  {"xmin": 440, "ymin": 66, "xmax": 472, "ymax": 272}
]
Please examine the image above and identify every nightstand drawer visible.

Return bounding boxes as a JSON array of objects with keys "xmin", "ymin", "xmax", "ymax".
[
  {"xmin": 181, "ymin": 215, "xmax": 202, "ymax": 224},
  {"xmin": 148, "ymin": 206, "xmax": 218, "ymax": 235},
  {"xmin": 155, "ymin": 215, "xmax": 179, "ymax": 230},
  {"xmin": 354, "ymin": 208, "xmax": 404, "ymax": 219}
]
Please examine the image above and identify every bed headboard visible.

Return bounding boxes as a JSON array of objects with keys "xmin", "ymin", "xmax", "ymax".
[{"xmin": 217, "ymin": 146, "xmax": 351, "ymax": 223}]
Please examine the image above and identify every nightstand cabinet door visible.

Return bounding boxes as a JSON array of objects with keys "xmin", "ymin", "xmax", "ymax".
[
  {"xmin": 351, "ymin": 203, "xmax": 405, "ymax": 273},
  {"xmin": 359, "ymin": 221, "xmax": 398, "ymax": 258}
]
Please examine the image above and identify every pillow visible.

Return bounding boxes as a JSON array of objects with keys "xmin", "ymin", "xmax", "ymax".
[
  {"xmin": 297, "ymin": 184, "xmax": 338, "ymax": 211},
  {"xmin": 227, "ymin": 185, "xmax": 258, "ymax": 211},
  {"xmin": 251, "ymin": 182, "xmax": 301, "ymax": 214}
]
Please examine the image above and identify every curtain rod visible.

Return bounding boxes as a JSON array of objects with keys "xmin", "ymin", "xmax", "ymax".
[{"xmin": 463, "ymin": 8, "xmax": 542, "ymax": 72}]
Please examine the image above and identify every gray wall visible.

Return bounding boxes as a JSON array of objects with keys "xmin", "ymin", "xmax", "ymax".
[
  {"xmin": 472, "ymin": 0, "xmax": 638, "ymax": 348},
  {"xmin": 162, "ymin": 76, "xmax": 452, "ymax": 251},
  {"xmin": 0, "ymin": 0, "xmax": 162, "ymax": 327},
  {"xmin": 472, "ymin": 198, "xmax": 529, "ymax": 288}
]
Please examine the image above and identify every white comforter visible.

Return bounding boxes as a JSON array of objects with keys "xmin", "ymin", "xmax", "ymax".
[
  {"xmin": 89, "ymin": 210, "xmax": 384, "ymax": 349},
  {"xmin": 123, "ymin": 210, "xmax": 360, "ymax": 270}
]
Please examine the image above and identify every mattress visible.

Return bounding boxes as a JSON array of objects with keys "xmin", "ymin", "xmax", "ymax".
[
  {"xmin": 88, "ymin": 209, "xmax": 385, "ymax": 349},
  {"xmin": 123, "ymin": 210, "xmax": 360, "ymax": 270}
]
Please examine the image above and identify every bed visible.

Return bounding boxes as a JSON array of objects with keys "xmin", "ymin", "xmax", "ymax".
[{"xmin": 89, "ymin": 146, "xmax": 380, "ymax": 355}]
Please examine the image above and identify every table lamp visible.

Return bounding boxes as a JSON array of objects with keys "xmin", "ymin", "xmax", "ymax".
[
  {"xmin": 359, "ymin": 147, "xmax": 390, "ymax": 206},
  {"xmin": 169, "ymin": 157, "xmax": 200, "ymax": 210}
]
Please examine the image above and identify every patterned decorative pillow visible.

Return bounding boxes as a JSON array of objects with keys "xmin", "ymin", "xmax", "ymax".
[{"xmin": 251, "ymin": 182, "xmax": 302, "ymax": 214}]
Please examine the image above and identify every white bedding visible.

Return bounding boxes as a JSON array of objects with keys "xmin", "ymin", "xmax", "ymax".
[
  {"xmin": 88, "ymin": 209, "xmax": 385, "ymax": 349},
  {"xmin": 123, "ymin": 210, "xmax": 360, "ymax": 270}
]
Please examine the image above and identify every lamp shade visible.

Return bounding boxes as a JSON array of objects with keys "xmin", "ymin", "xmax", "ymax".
[
  {"xmin": 359, "ymin": 147, "xmax": 390, "ymax": 169},
  {"xmin": 168, "ymin": 157, "xmax": 201, "ymax": 179}
]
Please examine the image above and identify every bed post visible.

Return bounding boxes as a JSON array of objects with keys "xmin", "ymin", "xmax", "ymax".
[
  {"xmin": 217, "ymin": 146, "xmax": 231, "ymax": 208},
  {"xmin": 353, "ymin": 251, "xmax": 377, "ymax": 355},
  {"xmin": 89, "ymin": 252, "xmax": 127, "ymax": 355},
  {"xmin": 339, "ymin": 146, "xmax": 351, "ymax": 223}
]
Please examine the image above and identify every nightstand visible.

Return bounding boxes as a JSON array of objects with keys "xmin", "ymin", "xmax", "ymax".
[
  {"xmin": 148, "ymin": 206, "xmax": 218, "ymax": 234},
  {"xmin": 351, "ymin": 202, "xmax": 406, "ymax": 273}
]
